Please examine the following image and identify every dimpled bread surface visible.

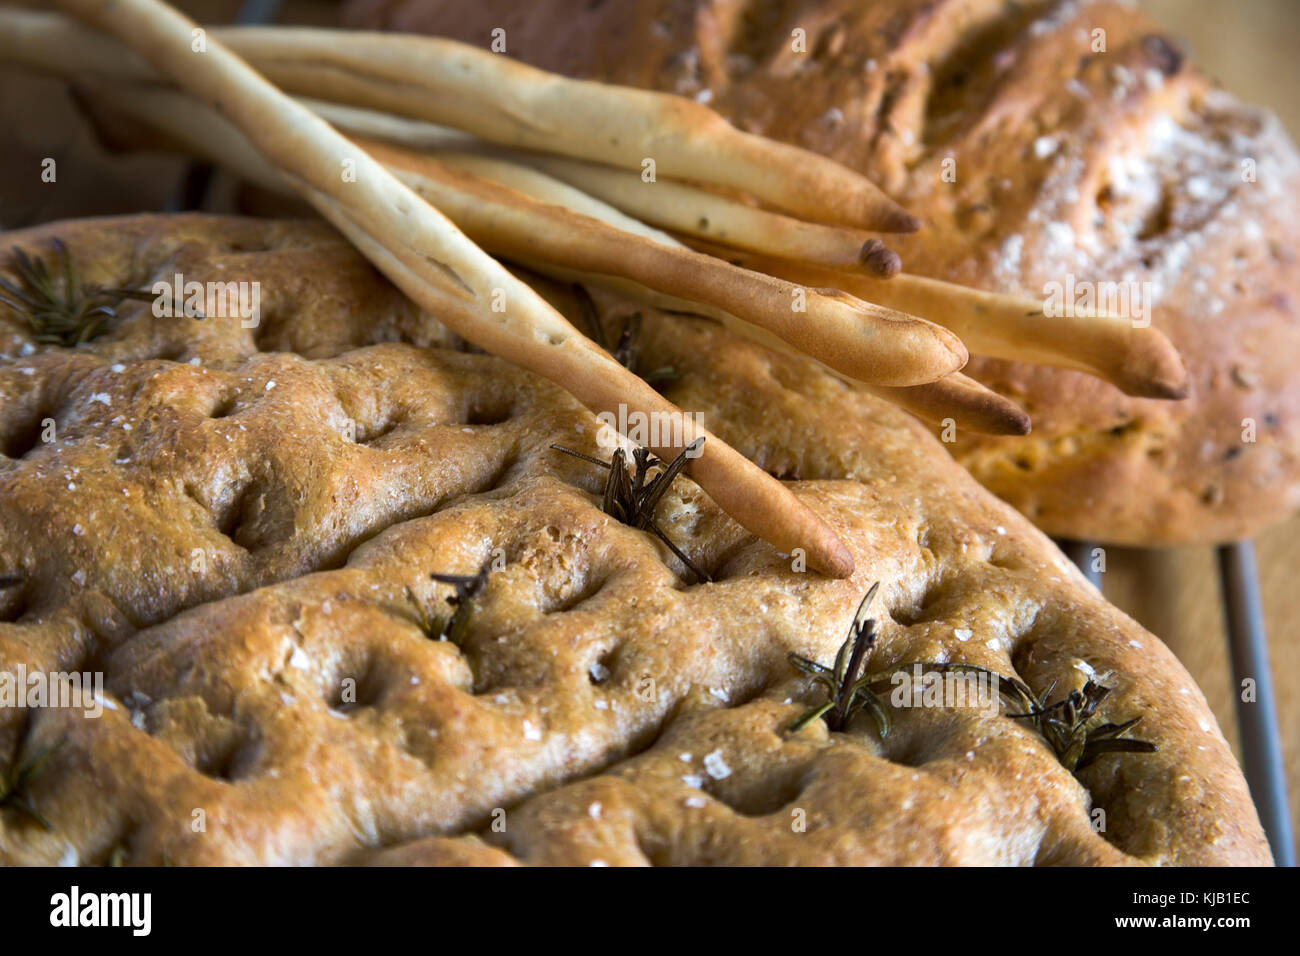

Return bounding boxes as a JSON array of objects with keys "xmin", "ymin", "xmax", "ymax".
[{"xmin": 0, "ymin": 214, "xmax": 1269, "ymax": 864}]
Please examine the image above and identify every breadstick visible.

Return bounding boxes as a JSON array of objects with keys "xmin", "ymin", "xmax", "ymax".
[
  {"xmin": 864, "ymin": 374, "xmax": 1031, "ymax": 436},
  {"xmin": 691, "ymin": 248, "xmax": 1189, "ymax": 400},
  {"xmin": 0, "ymin": 8, "xmax": 917, "ymax": 233},
  {"xmin": 503, "ymin": 154, "xmax": 901, "ymax": 276},
  {"xmin": 855, "ymin": 272, "xmax": 1188, "ymax": 400},
  {"xmin": 52, "ymin": 0, "xmax": 854, "ymax": 578}
]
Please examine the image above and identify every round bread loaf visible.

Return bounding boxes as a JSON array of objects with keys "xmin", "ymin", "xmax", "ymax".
[
  {"xmin": 0, "ymin": 215, "xmax": 1269, "ymax": 864},
  {"xmin": 346, "ymin": 0, "xmax": 1300, "ymax": 546}
]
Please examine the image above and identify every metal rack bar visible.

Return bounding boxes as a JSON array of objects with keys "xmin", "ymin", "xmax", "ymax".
[
  {"xmin": 1219, "ymin": 541, "xmax": 1295, "ymax": 865},
  {"xmin": 234, "ymin": 0, "xmax": 282, "ymax": 25}
]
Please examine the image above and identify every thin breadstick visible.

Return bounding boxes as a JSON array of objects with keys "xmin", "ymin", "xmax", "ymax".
[
  {"xmin": 864, "ymin": 375, "xmax": 1031, "ymax": 436},
  {"xmin": 71, "ymin": 81, "xmax": 966, "ymax": 389},
  {"xmin": 52, "ymin": 0, "xmax": 854, "ymax": 578},
  {"xmin": 713, "ymin": 253, "xmax": 1190, "ymax": 400},
  {"xmin": 0, "ymin": 8, "xmax": 918, "ymax": 233},
  {"xmin": 506, "ymin": 154, "xmax": 903, "ymax": 277}
]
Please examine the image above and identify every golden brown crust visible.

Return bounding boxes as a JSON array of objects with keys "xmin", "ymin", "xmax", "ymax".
[
  {"xmin": 348, "ymin": 0, "xmax": 1300, "ymax": 544},
  {"xmin": 0, "ymin": 215, "xmax": 1268, "ymax": 864}
]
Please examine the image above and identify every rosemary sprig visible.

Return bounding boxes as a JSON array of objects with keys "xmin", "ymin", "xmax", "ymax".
[
  {"xmin": 786, "ymin": 581, "xmax": 890, "ymax": 734},
  {"xmin": 1004, "ymin": 679, "xmax": 1158, "ymax": 771},
  {"xmin": 0, "ymin": 739, "xmax": 61, "ymax": 831},
  {"xmin": 411, "ymin": 556, "xmax": 495, "ymax": 645},
  {"xmin": 551, "ymin": 439, "xmax": 710, "ymax": 583},
  {"xmin": 785, "ymin": 585, "xmax": 1157, "ymax": 772},
  {"xmin": 572, "ymin": 285, "xmax": 675, "ymax": 383},
  {"xmin": 0, "ymin": 240, "xmax": 155, "ymax": 347}
]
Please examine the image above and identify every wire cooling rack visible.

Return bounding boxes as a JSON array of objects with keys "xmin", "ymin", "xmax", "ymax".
[{"xmin": 186, "ymin": 0, "xmax": 1294, "ymax": 868}]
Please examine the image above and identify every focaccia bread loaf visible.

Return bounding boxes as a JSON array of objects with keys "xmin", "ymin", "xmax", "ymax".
[
  {"xmin": 0, "ymin": 215, "xmax": 1269, "ymax": 864},
  {"xmin": 346, "ymin": 0, "xmax": 1300, "ymax": 547}
]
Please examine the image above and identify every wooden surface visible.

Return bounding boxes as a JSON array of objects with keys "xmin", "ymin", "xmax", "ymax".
[{"xmin": 0, "ymin": 0, "xmax": 1295, "ymax": 862}]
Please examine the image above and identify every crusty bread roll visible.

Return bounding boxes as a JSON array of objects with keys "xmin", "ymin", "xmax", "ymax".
[
  {"xmin": 346, "ymin": 0, "xmax": 1300, "ymax": 546},
  {"xmin": 0, "ymin": 215, "xmax": 1268, "ymax": 864}
]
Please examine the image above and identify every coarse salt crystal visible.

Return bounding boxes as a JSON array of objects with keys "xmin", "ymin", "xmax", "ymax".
[
  {"xmin": 996, "ymin": 526, "xmax": 1007, "ymax": 535},
  {"xmin": 110, "ymin": 363, "xmax": 125, "ymax": 373},
  {"xmin": 72, "ymin": 524, "xmax": 84, "ymax": 536},
  {"xmin": 954, "ymin": 628, "xmax": 973, "ymax": 641},
  {"xmin": 1033, "ymin": 136, "xmax": 1057, "ymax": 159},
  {"xmin": 88, "ymin": 393, "xmax": 111, "ymax": 406},
  {"xmin": 685, "ymin": 796, "xmax": 707, "ymax": 809},
  {"xmin": 708, "ymin": 687, "xmax": 729, "ymax": 703},
  {"xmin": 71, "ymin": 570, "xmax": 85, "ymax": 586},
  {"xmin": 589, "ymin": 661, "xmax": 610, "ymax": 682},
  {"xmin": 288, "ymin": 645, "xmax": 310, "ymax": 670},
  {"xmin": 265, "ymin": 380, "xmax": 275, "ymax": 390},
  {"xmin": 523, "ymin": 720, "xmax": 543, "ymax": 741},
  {"xmin": 588, "ymin": 802, "xmax": 602, "ymax": 819},
  {"xmin": 682, "ymin": 774, "xmax": 705, "ymax": 789},
  {"xmin": 679, "ymin": 752, "xmax": 692, "ymax": 762},
  {"xmin": 703, "ymin": 749, "xmax": 731, "ymax": 780}
]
